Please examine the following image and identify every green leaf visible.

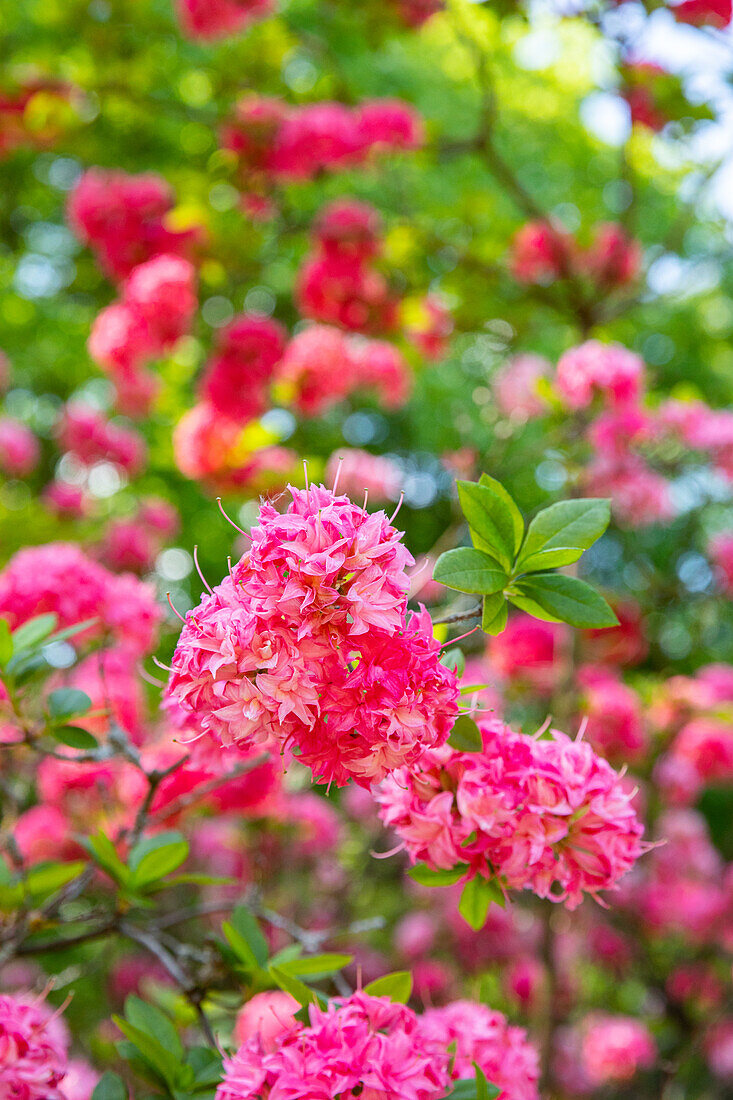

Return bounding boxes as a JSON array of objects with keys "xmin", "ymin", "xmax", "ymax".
[
  {"xmin": 510, "ymin": 574, "xmax": 619, "ymax": 628},
  {"xmin": 277, "ymin": 952, "xmax": 353, "ymax": 978},
  {"xmin": 48, "ymin": 688, "xmax": 93, "ymax": 721},
  {"xmin": 433, "ymin": 548, "xmax": 507, "ymax": 596},
  {"xmin": 408, "ymin": 862, "xmax": 468, "ymax": 886},
  {"xmin": 50, "ymin": 725, "xmax": 98, "ymax": 751},
  {"xmin": 458, "ymin": 877, "xmax": 496, "ymax": 930},
  {"xmin": 481, "ymin": 594, "xmax": 508, "ymax": 636},
  {"xmin": 78, "ymin": 832, "xmax": 129, "ymax": 886},
  {"xmin": 474, "ymin": 1066, "xmax": 501, "ymax": 1100},
  {"xmin": 516, "ymin": 499, "xmax": 610, "ymax": 573},
  {"xmin": 456, "ymin": 481, "xmax": 515, "ymax": 571},
  {"xmin": 187, "ymin": 1046, "xmax": 224, "ymax": 1088},
  {"xmin": 125, "ymin": 995, "xmax": 183, "ymax": 1060},
  {"xmin": 0, "ymin": 619, "xmax": 12, "ymax": 666},
  {"xmin": 45, "ymin": 617, "xmax": 98, "ymax": 644},
  {"xmin": 230, "ymin": 905, "xmax": 268, "ymax": 967},
  {"xmin": 91, "ymin": 1072, "xmax": 128, "ymax": 1100},
  {"xmin": 441, "ymin": 647, "xmax": 466, "ymax": 678},
  {"xmin": 12, "ymin": 614, "xmax": 58, "ymax": 652},
  {"xmin": 363, "ymin": 971, "xmax": 412, "ymax": 1003},
  {"xmin": 113, "ymin": 1017, "xmax": 183, "ymax": 1089},
  {"xmin": 129, "ymin": 832, "xmax": 189, "ymax": 889},
  {"xmin": 25, "ymin": 860, "xmax": 86, "ymax": 902},
  {"xmin": 478, "ymin": 473, "xmax": 524, "ymax": 556},
  {"xmin": 448, "ymin": 715, "xmax": 483, "ymax": 752},
  {"xmin": 269, "ymin": 965, "xmax": 322, "ymax": 1007}
]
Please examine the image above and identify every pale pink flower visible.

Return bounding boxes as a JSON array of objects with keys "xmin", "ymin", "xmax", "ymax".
[
  {"xmin": 493, "ymin": 354, "xmax": 550, "ymax": 420},
  {"xmin": 580, "ymin": 1014, "xmax": 655, "ymax": 1085},
  {"xmin": 0, "ymin": 991, "xmax": 70, "ymax": 1099},
  {"xmin": 555, "ymin": 341, "xmax": 644, "ymax": 409},
  {"xmin": 419, "ymin": 1000, "xmax": 539, "ymax": 1100}
]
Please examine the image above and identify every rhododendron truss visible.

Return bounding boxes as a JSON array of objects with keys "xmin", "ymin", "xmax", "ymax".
[
  {"xmin": 217, "ymin": 991, "xmax": 538, "ymax": 1100},
  {"xmin": 166, "ymin": 482, "xmax": 459, "ymax": 787},
  {"xmin": 375, "ymin": 717, "xmax": 647, "ymax": 921}
]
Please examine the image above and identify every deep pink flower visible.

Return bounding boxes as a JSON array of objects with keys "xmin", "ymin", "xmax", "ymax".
[
  {"xmin": 581, "ymin": 223, "xmax": 642, "ymax": 287},
  {"xmin": 509, "ymin": 221, "xmax": 574, "ymax": 284},
  {"xmin": 165, "ymin": 484, "xmax": 457, "ymax": 786},
  {"xmin": 175, "ymin": 0, "xmax": 274, "ymax": 40},
  {"xmin": 217, "ymin": 991, "xmax": 452, "ymax": 1100},
  {"xmin": 200, "ymin": 313, "xmax": 286, "ymax": 421},
  {"xmin": 487, "ymin": 614, "xmax": 569, "ymax": 694},
  {"xmin": 68, "ymin": 167, "xmax": 202, "ymax": 281}
]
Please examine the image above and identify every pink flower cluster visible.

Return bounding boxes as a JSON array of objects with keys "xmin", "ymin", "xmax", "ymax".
[
  {"xmin": 375, "ymin": 717, "xmax": 646, "ymax": 909},
  {"xmin": 221, "ymin": 95, "xmax": 422, "ymax": 201},
  {"xmin": 97, "ymin": 497, "xmax": 180, "ymax": 573},
  {"xmin": 165, "ymin": 483, "xmax": 458, "ymax": 787},
  {"xmin": 173, "ymin": 401, "xmax": 298, "ymax": 493},
  {"xmin": 217, "ymin": 992, "xmax": 451, "ymax": 1100},
  {"xmin": 175, "ymin": 0, "xmax": 274, "ymax": 40},
  {"xmin": 88, "ymin": 253, "xmax": 197, "ymax": 411},
  {"xmin": 0, "ymin": 991, "xmax": 69, "ymax": 1100},
  {"xmin": 199, "ymin": 314, "xmax": 287, "ymax": 421},
  {"xmin": 576, "ymin": 664, "xmax": 646, "ymax": 764},
  {"xmin": 580, "ymin": 1014, "xmax": 656, "ymax": 1084},
  {"xmin": 628, "ymin": 809, "xmax": 731, "ymax": 945},
  {"xmin": 68, "ymin": 168, "xmax": 202, "ymax": 282},
  {"xmin": 0, "ymin": 542, "xmax": 162, "ymax": 656},
  {"xmin": 510, "ymin": 221, "xmax": 641, "ymax": 288},
  {"xmin": 219, "ymin": 992, "xmax": 539, "ymax": 1100},
  {"xmin": 657, "ymin": 717, "xmax": 733, "ymax": 804},
  {"xmin": 56, "ymin": 402, "xmax": 147, "ymax": 475},
  {"xmin": 419, "ymin": 1001, "xmax": 539, "ymax": 1100},
  {"xmin": 276, "ymin": 324, "xmax": 411, "ymax": 415},
  {"xmin": 488, "ymin": 614, "xmax": 569, "ymax": 695},
  {"xmin": 555, "ymin": 341, "xmax": 644, "ymax": 410},
  {"xmin": 0, "ymin": 416, "xmax": 40, "ymax": 477},
  {"xmin": 493, "ymin": 354, "xmax": 550, "ymax": 421},
  {"xmin": 296, "ymin": 200, "xmax": 398, "ymax": 335}
]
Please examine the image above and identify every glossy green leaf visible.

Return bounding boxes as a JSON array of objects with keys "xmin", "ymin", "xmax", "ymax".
[
  {"xmin": 91, "ymin": 1072, "xmax": 128, "ymax": 1100},
  {"xmin": 48, "ymin": 687, "xmax": 93, "ymax": 721},
  {"xmin": 448, "ymin": 715, "xmax": 483, "ymax": 752},
  {"xmin": 516, "ymin": 499, "xmax": 610, "ymax": 573},
  {"xmin": 230, "ymin": 905, "xmax": 268, "ymax": 967},
  {"xmin": 408, "ymin": 862, "xmax": 468, "ymax": 886},
  {"xmin": 481, "ymin": 593, "xmax": 508, "ymax": 636},
  {"xmin": 277, "ymin": 952, "xmax": 353, "ymax": 978},
  {"xmin": 25, "ymin": 860, "xmax": 86, "ymax": 902},
  {"xmin": 269, "ymin": 965, "xmax": 322, "ymax": 1007},
  {"xmin": 363, "ymin": 970, "xmax": 413, "ymax": 1003},
  {"xmin": 78, "ymin": 832, "xmax": 129, "ymax": 886},
  {"xmin": 0, "ymin": 619, "xmax": 12, "ymax": 666},
  {"xmin": 433, "ymin": 548, "xmax": 508, "ymax": 595},
  {"xmin": 478, "ymin": 473, "xmax": 523, "ymax": 556},
  {"xmin": 50, "ymin": 725, "xmax": 98, "ymax": 751},
  {"xmin": 129, "ymin": 832, "xmax": 189, "ymax": 889},
  {"xmin": 12, "ymin": 614, "xmax": 58, "ymax": 653},
  {"xmin": 125, "ymin": 995, "xmax": 183, "ymax": 1060},
  {"xmin": 456, "ymin": 481, "xmax": 515, "ymax": 571},
  {"xmin": 510, "ymin": 574, "xmax": 619, "ymax": 629},
  {"xmin": 458, "ymin": 877, "xmax": 495, "ymax": 930}
]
